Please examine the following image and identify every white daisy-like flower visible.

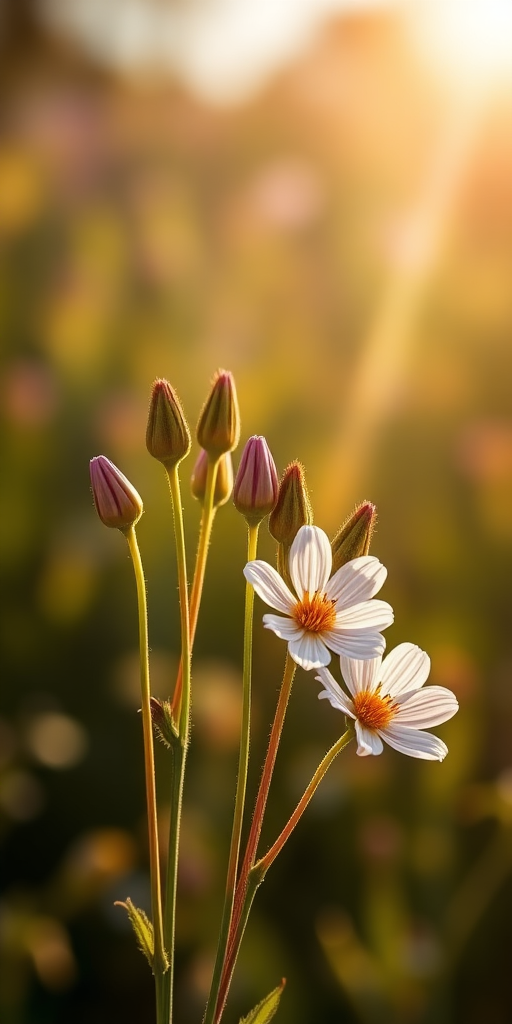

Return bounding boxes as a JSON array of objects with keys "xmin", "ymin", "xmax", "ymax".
[
  {"xmin": 316, "ymin": 643, "xmax": 459, "ymax": 760},
  {"xmin": 243, "ymin": 524, "xmax": 394, "ymax": 671}
]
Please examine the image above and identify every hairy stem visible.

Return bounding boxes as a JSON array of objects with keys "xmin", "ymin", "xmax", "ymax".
[
  {"xmin": 162, "ymin": 465, "xmax": 191, "ymax": 1024},
  {"xmin": 215, "ymin": 729, "xmax": 354, "ymax": 1022},
  {"xmin": 124, "ymin": 526, "xmax": 167, "ymax": 1019},
  {"xmin": 203, "ymin": 522, "xmax": 260, "ymax": 1024},
  {"xmin": 171, "ymin": 458, "xmax": 219, "ymax": 722},
  {"xmin": 258, "ymin": 728, "xmax": 353, "ymax": 873}
]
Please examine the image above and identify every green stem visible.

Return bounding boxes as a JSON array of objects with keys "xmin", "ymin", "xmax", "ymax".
[
  {"xmin": 124, "ymin": 526, "xmax": 167, "ymax": 1014},
  {"xmin": 237, "ymin": 653, "xmax": 296, "ymax": 889},
  {"xmin": 162, "ymin": 465, "xmax": 191, "ymax": 1024},
  {"xmin": 214, "ymin": 728, "xmax": 354, "ymax": 1023},
  {"xmin": 217, "ymin": 653, "xmax": 296, "ymax": 1015},
  {"xmin": 166, "ymin": 465, "xmax": 191, "ymax": 743},
  {"xmin": 213, "ymin": 654, "xmax": 295, "ymax": 1023},
  {"xmin": 163, "ymin": 737, "xmax": 185, "ymax": 1024},
  {"xmin": 170, "ymin": 459, "xmax": 219, "ymax": 722},
  {"xmin": 163, "ymin": 460, "xmax": 219, "ymax": 1024},
  {"xmin": 257, "ymin": 728, "xmax": 353, "ymax": 873},
  {"xmin": 203, "ymin": 521, "xmax": 260, "ymax": 1024}
]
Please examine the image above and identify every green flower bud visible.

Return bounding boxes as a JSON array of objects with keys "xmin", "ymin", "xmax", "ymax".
[
  {"xmin": 233, "ymin": 435, "xmax": 279, "ymax": 525},
  {"xmin": 269, "ymin": 461, "xmax": 312, "ymax": 588},
  {"xmin": 331, "ymin": 501, "xmax": 377, "ymax": 573},
  {"xmin": 191, "ymin": 449, "xmax": 234, "ymax": 507},
  {"xmin": 90, "ymin": 455, "xmax": 143, "ymax": 531},
  {"xmin": 146, "ymin": 378, "xmax": 191, "ymax": 468},
  {"xmin": 269, "ymin": 461, "xmax": 312, "ymax": 546},
  {"xmin": 196, "ymin": 369, "xmax": 240, "ymax": 457}
]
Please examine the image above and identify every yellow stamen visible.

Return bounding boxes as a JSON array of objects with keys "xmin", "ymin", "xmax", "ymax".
[
  {"xmin": 293, "ymin": 591, "xmax": 336, "ymax": 633},
  {"xmin": 353, "ymin": 687, "xmax": 398, "ymax": 731}
]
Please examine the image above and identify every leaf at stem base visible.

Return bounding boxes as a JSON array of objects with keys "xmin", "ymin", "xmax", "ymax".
[{"xmin": 115, "ymin": 897, "xmax": 169, "ymax": 972}]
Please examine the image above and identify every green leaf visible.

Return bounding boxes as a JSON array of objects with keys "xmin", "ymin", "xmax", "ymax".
[
  {"xmin": 239, "ymin": 979, "xmax": 286, "ymax": 1024},
  {"xmin": 115, "ymin": 897, "xmax": 164, "ymax": 971}
]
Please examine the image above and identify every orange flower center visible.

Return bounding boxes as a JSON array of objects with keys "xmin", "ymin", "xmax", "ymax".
[
  {"xmin": 353, "ymin": 688, "xmax": 398, "ymax": 731},
  {"xmin": 293, "ymin": 591, "xmax": 336, "ymax": 634}
]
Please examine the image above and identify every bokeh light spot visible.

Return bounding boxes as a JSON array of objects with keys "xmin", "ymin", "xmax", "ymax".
[{"xmin": 24, "ymin": 712, "xmax": 89, "ymax": 769}]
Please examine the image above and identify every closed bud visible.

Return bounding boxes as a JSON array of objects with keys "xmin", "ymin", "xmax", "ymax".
[
  {"xmin": 150, "ymin": 697, "xmax": 178, "ymax": 747},
  {"xmin": 191, "ymin": 449, "xmax": 234, "ymax": 507},
  {"xmin": 146, "ymin": 378, "xmax": 191, "ymax": 468},
  {"xmin": 331, "ymin": 501, "xmax": 377, "ymax": 573},
  {"xmin": 269, "ymin": 461, "xmax": 312, "ymax": 546},
  {"xmin": 196, "ymin": 369, "xmax": 240, "ymax": 457},
  {"xmin": 233, "ymin": 435, "xmax": 279, "ymax": 525},
  {"xmin": 90, "ymin": 455, "xmax": 143, "ymax": 531},
  {"xmin": 269, "ymin": 462, "xmax": 312, "ymax": 589}
]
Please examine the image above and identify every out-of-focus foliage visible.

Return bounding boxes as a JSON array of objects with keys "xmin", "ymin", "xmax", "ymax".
[{"xmin": 1, "ymin": 3, "xmax": 512, "ymax": 1024}]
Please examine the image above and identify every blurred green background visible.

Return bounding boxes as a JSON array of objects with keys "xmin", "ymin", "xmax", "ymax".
[{"xmin": 1, "ymin": 2, "xmax": 512, "ymax": 1022}]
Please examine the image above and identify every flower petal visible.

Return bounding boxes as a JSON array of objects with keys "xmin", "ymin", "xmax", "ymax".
[
  {"xmin": 379, "ymin": 643, "xmax": 431, "ymax": 698},
  {"xmin": 355, "ymin": 721, "xmax": 384, "ymax": 756},
  {"xmin": 335, "ymin": 600, "xmax": 394, "ymax": 630},
  {"xmin": 316, "ymin": 667, "xmax": 356, "ymax": 717},
  {"xmin": 289, "ymin": 525, "xmax": 332, "ymax": 597},
  {"xmin": 243, "ymin": 560, "xmax": 295, "ymax": 614},
  {"xmin": 263, "ymin": 614, "xmax": 304, "ymax": 641},
  {"xmin": 288, "ymin": 632, "xmax": 331, "ymax": 670},
  {"xmin": 380, "ymin": 724, "xmax": 448, "ymax": 761},
  {"xmin": 393, "ymin": 686, "xmax": 459, "ymax": 728},
  {"xmin": 326, "ymin": 556, "xmax": 387, "ymax": 605},
  {"xmin": 324, "ymin": 629, "xmax": 387, "ymax": 660},
  {"xmin": 339, "ymin": 654, "xmax": 381, "ymax": 696}
]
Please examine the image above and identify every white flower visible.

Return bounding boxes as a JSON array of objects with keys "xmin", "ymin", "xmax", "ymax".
[
  {"xmin": 316, "ymin": 643, "xmax": 459, "ymax": 760},
  {"xmin": 243, "ymin": 524, "xmax": 393, "ymax": 671}
]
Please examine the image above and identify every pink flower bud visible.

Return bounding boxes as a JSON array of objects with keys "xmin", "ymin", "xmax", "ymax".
[
  {"xmin": 90, "ymin": 455, "xmax": 143, "ymax": 531},
  {"xmin": 233, "ymin": 435, "xmax": 279, "ymax": 524},
  {"xmin": 191, "ymin": 449, "xmax": 234, "ymax": 507},
  {"xmin": 196, "ymin": 369, "xmax": 240, "ymax": 457}
]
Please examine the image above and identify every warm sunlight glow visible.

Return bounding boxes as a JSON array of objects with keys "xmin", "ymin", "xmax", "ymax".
[{"xmin": 407, "ymin": 0, "xmax": 512, "ymax": 91}]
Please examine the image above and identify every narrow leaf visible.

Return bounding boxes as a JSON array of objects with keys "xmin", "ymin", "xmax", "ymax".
[
  {"xmin": 115, "ymin": 897, "xmax": 161, "ymax": 970},
  {"xmin": 239, "ymin": 979, "xmax": 286, "ymax": 1024}
]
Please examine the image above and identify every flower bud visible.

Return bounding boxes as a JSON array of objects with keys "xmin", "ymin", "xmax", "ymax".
[
  {"xmin": 233, "ymin": 435, "xmax": 279, "ymax": 525},
  {"xmin": 196, "ymin": 369, "xmax": 240, "ymax": 457},
  {"xmin": 191, "ymin": 449, "xmax": 234, "ymax": 507},
  {"xmin": 331, "ymin": 501, "xmax": 377, "ymax": 573},
  {"xmin": 150, "ymin": 697, "xmax": 178, "ymax": 747},
  {"xmin": 146, "ymin": 378, "xmax": 191, "ymax": 468},
  {"xmin": 90, "ymin": 455, "xmax": 143, "ymax": 531},
  {"xmin": 269, "ymin": 461, "xmax": 312, "ymax": 546}
]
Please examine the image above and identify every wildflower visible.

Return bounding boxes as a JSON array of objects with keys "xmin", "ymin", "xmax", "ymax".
[
  {"xmin": 316, "ymin": 643, "xmax": 458, "ymax": 760},
  {"xmin": 90, "ymin": 455, "xmax": 143, "ymax": 531},
  {"xmin": 243, "ymin": 524, "xmax": 393, "ymax": 670},
  {"xmin": 233, "ymin": 436, "xmax": 279, "ymax": 524}
]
